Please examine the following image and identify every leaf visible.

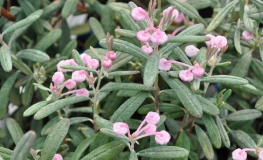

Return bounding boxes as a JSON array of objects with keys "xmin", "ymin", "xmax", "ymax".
[
  {"xmin": 42, "ymin": 0, "xmax": 65, "ymax": 18},
  {"xmin": 108, "ymin": 71, "xmax": 140, "ymax": 77},
  {"xmin": 167, "ymin": 0, "xmax": 200, "ymax": 19},
  {"xmin": 89, "ymin": 17, "xmax": 106, "ymax": 40},
  {"xmin": 231, "ymin": 50, "xmax": 252, "ymax": 78},
  {"xmin": 226, "ymin": 109, "xmax": 262, "ymax": 121},
  {"xmin": 0, "ymin": 45, "xmax": 12, "ymax": 72},
  {"xmin": 129, "ymin": 150, "xmax": 138, "ymax": 160},
  {"xmin": 201, "ymin": 75, "xmax": 248, "ymax": 85},
  {"xmin": 72, "ymin": 136, "xmax": 96, "ymax": 160},
  {"xmin": 69, "ymin": 117, "xmax": 89, "ymax": 125},
  {"xmin": 16, "ymin": 49, "xmax": 50, "ymax": 62},
  {"xmin": 234, "ymin": 25, "xmax": 242, "ymax": 54},
  {"xmin": 41, "ymin": 117, "xmax": 59, "ymax": 136},
  {"xmin": 11, "ymin": 54, "xmax": 33, "ymax": 75},
  {"xmin": 119, "ymin": 10, "xmax": 140, "ymax": 31},
  {"xmin": 110, "ymin": 91, "xmax": 149, "ymax": 122},
  {"xmin": 34, "ymin": 96, "xmax": 89, "ymax": 120},
  {"xmin": 100, "ymin": 128, "xmax": 129, "ymax": 145},
  {"xmin": 137, "ymin": 146, "xmax": 189, "ymax": 159},
  {"xmin": 69, "ymin": 125, "xmax": 85, "ymax": 147},
  {"xmin": 196, "ymin": 95, "xmax": 220, "ymax": 116},
  {"xmin": 175, "ymin": 131, "xmax": 190, "ymax": 153},
  {"xmin": 10, "ymin": 131, "xmax": 36, "ymax": 160},
  {"xmin": 173, "ymin": 47, "xmax": 192, "ymax": 66},
  {"xmin": 202, "ymin": 113, "xmax": 221, "ymax": 148},
  {"xmin": 143, "ymin": 53, "xmax": 159, "ymax": 87},
  {"xmin": 255, "ymin": 96, "xmax": 263, "ymax": 111},
  {"xmin": 0, "ymin": 72, "xmax": 18, "ymax": 119},
  {"xmin": 22, "ymin": 78, "xmax": 34, "ymax": 106},
  {"xmin": 40, "ymin": 119, "xmax": 70, "ymax": 160},
  {"xmin": 195, "ymin": 125, "xmax": 214, "ymax": 160},
  {"xmin": 81, "ymin": 141, "xmax": 125, "ymax": 160},
  {"xmin": 168, "ymin": 35, "xmax": 209, "ymax": 43},
  {"xmin": 160, "ymin": 72, "xmax": 203, "ymax": 118},
  {"xmin": 100, "ymin": 82, "xmax": 153, "ymax": 92},
  {"xmin": 6, "ymin": 118, "xmax": 24, "ymax": 145},
  {"xmin": 215, "ymin": 116, "xmax": 230, "ymax": 148},
  {"xmin": 62, "ymin": 0, "xmax": 78, "ymax": 18},
  {"xmin": 72, "ymin": 49, "xmax": 85, "ymax": 66},
  {"xmin": 108, "ymin": 54, "xmax": 134, "ymax": 72},
  {"xmin": 206, "ymin": 0, "xmax": 238, "ymax": 32},
  {"xmin": 89, "ymin": 131, "xmax": 110, "ymax": 152},
  {"xmin": 60, "ymin": 40, "xmax": 77, "ymax": 57},
  {"xmin": 99, "ymin": 39, "xmax": 149, "ymax": 60},
  {"xmin": 95, "ymin": 116, "xmax": 113, "ymax": 130},
  {"xmin": 138, "ymin": 103, "xmax": 182, "ymax": 114},
  {"xmin": 243, "ymin": 5, "xmax": 255, "ymax": 33},
  {"xmin": 187, "ymin": 0, "xmax": 211, "ymax": 10},
  {"xmin": 34, "ymin": 29, "xmax": 62, "ymax": 51},
  {"xmin": 231, "ymin": 130, "xmax": 257, "ymax": 148},
  {"xmin": 24, "ymin": 101, "xmax": 49, "ymax": 117},
  {"xmin": 115, "ymin": 28, "xmax": 136, "ymax": 38}
]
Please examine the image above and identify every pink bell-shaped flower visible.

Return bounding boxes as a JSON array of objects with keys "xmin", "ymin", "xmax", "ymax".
[
  {"xmin": 179, "ymin": 69, "xmax": 194, "ymax": 82},
  {"xmin": 151, "ymin": 28, "xmax": 168, "ymax": 45},
  {"xmin": 52, "ymin": 154, "xmax": 63, "ymax": 160},
  {"xmin": 87, "ymin": 59, "xmax": 99, "ymax": 70},
  {"xmin": 205, "ymin": 34, "xmax": 216, "ymax": 48},
  {"xmin": 80, "ymin": 54, "xmax": 92, "ymax": 66},
  {"xmin": 113, "ymin": 122, "xmax": 129, "ymax": 136},
  {"xmin": 145, "ymin": 112, "xmax": 160, "ymax": 125},
  {"xmin": 136, "ymin": 30, "xmax": 151, "ymax": 42},
  {"xmin": 142, "ymin": 44, "xmax": 153, "ymax": 55},
  {"xmin": 155, "ymin": 131, "xmax": 171, "ymax": 145},
  {"xmin": 185, "ymin": 45, "xmax": 199, "ymax": 57},
  {"xmin": 52, "ymin": 72, "xmax": 65, "ymax": 85},
  {"xmin": 214, "ymin": 36, "xmax": 227, "ymax": 48},
  {"xmin": 232, "ymin": 148, "xmax": 247, "ymax": 160},
  {"xmin": 159, "ymin": 58, "xmax": 171, "ymax": 71},
  {"xmin": 258, "ymin": 149, "xmax": 263, "ymax": 160},
  {"xmin": 163, "ymin": 7, "xmax": 179, "ymax": 20},
  {"xmin": 242, "ymin": 31, "xmax": 254, "ymax": 41},
  {"xmin": 102, "ymin": 56, "xmax": 112, "ymax": 69},
  {"xmin": 106, "ymin": 51, "xmax": 117, "ymax": 61},
  {"xmin": 64, "ymin": 79, "xmax": 76, "ymax": 90},
  {"xmin": 72, "ymin": 70, "xmax": 87, "ymax": 82},
  {"xmin": 75, "ymin": 88, "xmax": 89, "ymax": 97},
  {"xmin": 192, "ymin": 63, "xmax": 205, "ymax": 78},
  {"xmin": 143, "ymin": 124, "xmax": 157, "ymax": 134},
  {"xmin": 131, "ymin": 7, "xmax": 148, "ymax": 21},
  {"xmin": 174, "ymin": 12, "xmax": 185, "ymax": 23}
]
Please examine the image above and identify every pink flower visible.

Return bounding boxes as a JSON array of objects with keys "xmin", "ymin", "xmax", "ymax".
[
  {"xmin": 106, "ymin": 51, "xmax": 117, "ymax": 61},
  {"xmin": 185, "ymin": 45, "xmax": 199, "ymax": 57},
  {"xmin": 52, "ymin": 72, "xmax": 65, "ymax": 85},
  {"xmin": 72, "ymin": 70, "xmax": 87, "ymax": 82},
  {"xmin": 214, "ymin": 36, "xmax": 227, "ymax": 48},
  {"xmin": 145, "ymin": 112, "xmax": 160, "ymax": 125},
  {"xmin": 205, "ymin": 34, "xmax": 216, "ymax": 48},
  {"xmin": 179, "ymin": 69, "xmax": 194, "ymax": 82},
  {"xmin": 52, "ymin": 154, "xmax": 63, "ymax": 160},
  {"xmin": 258, "ymin": 149, "xmax": 263, "ymax": 160},
  {"xmin": 159, "ymin": 58, "xmax": 171, "ymax": 71},
  {"xmin": 174, "ymin": 12, "xmax": 185, "ymax": 23},
  {"xmin": 113, "ymin": 122, "xmax": 129, "ymax": 136},
  {"xmin": 163, "ymin": 7, "xmax": 179, "ymax": 20},
  {"xmin": 57, "ymin": 59, "xmax": 77, "ymax": 72},
  {"xmin": 102, "ymin": 56, "xmax": 112, "ymax": 69},
  {"xmin": 141, "ymin": 44, "xmax": 153, "ymax": 55},
  {"xmin": 232, "ymin": 148, "xmax": 247, "ymax": 160},
  {"xmin": 80, "ymin": 54, "xmax": 91, "ymax": 66},
  {"xmin": 242, "ymin": 31, "xmax": 254, "ymax": 41},
  {"xmin": 192, "ymin": 63, "xmax": 205, "ymax": 78},
  {"xmin": 64, "ymin": 79, "xmax": 76, "ymax": 90},
  {"xmin": 87, "ymin": 59, "xmax": 99, "ymax": 70},
  {"xmin": 143, "ymin": 124, "xmax": 157, "ymax": 134},
  {"xmin": 131, "ymin": 7, "xmax": 148, "ymax": 21},
  {"xmin": 75, "ymin": 88, "xmax": 89, "ymax": 97},
  {"xmin": 155, "ymin": 131, "xmax": 171, "ymax": 145},
  {"xmin": 151, "ymin": 28, "xmax": 168, "ymax": 45},
  {"xmin": 136, "ymin": 30, "xmax": 151, "ymax": 42}
]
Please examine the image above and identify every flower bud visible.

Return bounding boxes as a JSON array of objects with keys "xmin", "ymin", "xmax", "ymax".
[
  {"xmin": 145, "ymin": 112, "xmax": 160, "ymax": 125},
  {"xmin": 75, "ymin": 88, "xmax": 89, "ymax": 97},
  {"xmin": 185, "ymin": 45, "xmax": 199, "ymax": 57},
  {"xmin": 192, "ymin": 63, "xmax": 205, "ymax": 78},
  {"xmin": 144, "ymin": 124, "xmax": 157, "ymax": 134},
  {"xmin": 232, "ymin": 148, "xmax": 247, "ymax": 160},
  {"xmin": 174, "ymin": 12, "xmax": 184, "ymax": 23},
  {"xmin": 214, "ymin": 36, "xmax": 227, "ymax": 48},
  {"xmin": 141, "ymin": 45, "xmax": 153, "ymax": 55},
  {"xmin": 106, "ymin": 51, "xmax": 117, "ymax": 61},
  {"xmin": 179, "ymin": 69, "xmax": 194, "ymax": 82},
  {"xmin": 52, "ymin": 72, "xmax": 65, "ymax": 85},
  {"xmin": 131, "ymin": 7, "xmax": 148, "ymax": 21},
  {"xmin": 205, "ymin": 34, "xmax": 216, "ymax": 48},
  {"xmin": 113, "ymin": 122, "xmax": 129, "ymax": 136},
  {"xmin": 72, "ymin": 70, "xmax": 87, "ymax": 82},
  {"xmin": 64, "ymin": 79, "xmax": 76, "ymax": 90},
  {"xmin": 52, "ymin": 154, "xmax": 63, "ymax": 160},
  {"xmin": 163, "ymin": 7, "xmax": 179, "ymax": 21},
  {"xmin": 155, "ymin": 131, "xmax": 171, "ymax": 145},
  {"xmin": 87, "ymin": 59, "xmax": 99, "ymax": 70},
  {"xmin": 80, "ymin": 53, "xmax": 91, "ymax": 66},
  {"xmin": 136, "ymin": 30, "xmax": 151, "ymax": 42},
  {"xmin": 151, "ymin": 28, "xmax": 168, "ymax": 45},
  {"xmin": 159, "ymin": 58, "xmax": 171, "ymax": 71},
  {"xmin": 57, "ymin": 59, "xmax": 77, "ymax": 72},
  {"xmin": 102, "ymin": 56, "xmax": 112, "ymax": 69},
  {"xmin": 242, "ymin": 31, "xmax": 254, "ymax": 41}
]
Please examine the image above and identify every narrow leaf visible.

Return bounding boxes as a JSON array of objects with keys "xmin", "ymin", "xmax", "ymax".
[
  {"xmin": 143, "ymin": 53, "xmax": 159, "ymax": 87},
  {"xmin": 34, "ymin": 29, "xmax": 62, "ymax": 51},
  {"xmin": 72, "ymin": 136, "xmax": 96, "ymax": 160},
  {"xmin": 201, "ymin": 75, "xmax": 248, "ymax": 85},
  {"xmin": 168, "ymin": 35, "xmax": 209, "ymax": 43},
  {"xmin": 226, "ymin": 109, "xmax": 262, "ymax": 121},
  {"xmin": 62, "ymin": 0, "xmax": 78, "ymax": 18},
  {"xmin": 16, "ymin": 49, "xmax": 50, "ymax": 62},
  {"xmin": 231, "ymin": 130, "xmax": 257, "ymax": 148},
  {"xmin": 22, "ymin": 78, "xmax": 34, "ymax": 106},
  {"xmin": 89, "ymin": 17, "xmax": 106, "ymax": 40},
  {"xmin": 100, "ymin": 82, "xmax": 153, "ymax": 92},
  {"xmin": 255, "ymin": 96, "xmax": 263, "ymax": 111},
  {"xmin": 196, "ymin": 95, "xmax": 220, "ymax": 116},
  {"xmin": 6, "ymin": 118, "xmax": 24, "ymax": 145},
  {"xmin": 23, "ymin": 101, "xmax": 49, "ymax": 117},
  {"xmin": 0, "ymin": 45, "xmax": 12, "ymax": 72},
  {"xmin": 216, "ymin": 116, "xmax": 230, "ymax": 148}
]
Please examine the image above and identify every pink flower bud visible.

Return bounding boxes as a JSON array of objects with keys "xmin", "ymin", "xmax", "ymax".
[
  {"xmin": 179, "ymin": 69, "xmax": 194, "ymax": 82},
  {"xmin": 141, "ymin": 45, "xmax": 153, "ymax": 55},
  {"xmin": 163, "ymin": 7, "xmax": 179, "ymax": 20},
  {"xmin": 232, "ymin": 148, "xmax": 247, "ymax": 160},
  {"xmin": 205, "ymin": 34, "xmax": 216, "ymax": 48},
  {"xmin": 155, "ymin": 131, "xmax": 171, "ymax": 145},
  {"xmin": 214, "ymin": 36, "xmax": 227, "ymax": 48},
  {"xmin": 64, "ymin": 79, "xmax": 76, "ymax": 90},
  {"xmin": 72, "ymin": 70, "xmax": 87, "ymax": 82},
  {"xmin": 258, "ymin": 150, "xmax": 263, "ymax": 160},
  {"xmin": 192, "ymin": 63, "xmax": 205, "ymax": 78},
  {"xmin": 102, "ymin": 56, "xmax": 112, "ymax": 69},
  {"xmin": 52, "ymin": 154, "xmax": 63, "ymax": 160},
  {"xmin": 144, "ymin": 124, "xmax": 157, "ymax": 134},
  {"xmin": 113, "ymin": 122, "xmax": 129, "ymax": 136},
  {"xmin": 145, "ymin": 112, "xmax": 160, "ymax": 125},
  {"xmin": 185, "ymin": 45, "xmax": 199, "ymax": 57},
  {"xmin": 159, "ymin": 58, "xmax": 171, "ymax": 72},
  {"xmin": 57, "ymin": 59, "xmax": 77, "ymax": 72},
  {"xmin": 131, "ymin": 7, "xmax": 148, "ymax": 21},
  {"xmin": 87, "ymin": 59, "xmax": 100, "ymax": 70},
  {"xmin": 242, "ymin": 31, "xmax": 254, "ymax": 41},
  {"xmin": 106, "ymin": 51, "xmax": 117, "ymax": 61},
  {"xmin": 52, "ymin": 72, "xmax": 65, "ymax": 85},
  {"xmin": 136, "ymin": 30, "xmax": 151, "ymax": 42},
  {"xmin": 151, "ymin": 28, "xmax": 168, "ymax": 45},
  {"xmin": 174, "ymin": 12, "xmax": 184, "ymax": 23},
  {"xmin": 80, "ymin": 54, "xmax": 91, "ymax": 66},
  {"xmin": 75, "ymin": 88, "xmax": 89, "ymax": 97}
]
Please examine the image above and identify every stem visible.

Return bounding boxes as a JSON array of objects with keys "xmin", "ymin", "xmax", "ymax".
[
  {"xmin": 203, "ymin": 65, "xmax": 215, "ymax": 93},
  {"xmin": 187, "ymin": 116, "xmax": 196, "ymax": 136},
  {"xmin": 174, "ymin": 110, "xmax": 188, "ymax": 144},
  {"xmin": 154, "ymin": 76, "xmax": 160, "ymax": 113},
  {"xmin": 157, "ymin": 0, "xmax": 161, "ymax": 22}
]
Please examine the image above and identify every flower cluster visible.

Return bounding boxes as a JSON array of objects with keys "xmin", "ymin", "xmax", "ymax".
[
  {"xmin": 232, "ymin": 148, "xmax": 263, "ymax": 160},
  {"xmin": 113, "ymin": 112, "xmax": 171, "ymax": 148},
  {"xmin": 102, "ymin": 50, "xmax": 117, "ymax": 69}
]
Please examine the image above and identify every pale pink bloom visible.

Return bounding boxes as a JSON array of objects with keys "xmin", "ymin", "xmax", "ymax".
[
  {"xmin": 136, "ymin": 30, "xmax": 151, "ymax": 42},
  {"xmin": 72, "ymin": 70, "xmax": 87, "ymax": 82},
  {"xmin": 205, "ymin": 34, "xmax": 216, "ymax": 48},
  {"xmin": 242, "ymin": 31, "xmax": 254, "ymax": 41},
  {"xmin": 75, "ymin": 88, "xmax": 89, "ymax": 97},
  {"xmin": 232, "ymin": 148, "xmax": 247, "ymax": 160},
  {"xmin": 179, "ymin": 69, "xmax": 194, "ymax": 82},
  {"xmin": 80, "ymin": 54, "xmax": 91, "ymax": 66},
  {"xmin": 185, "ymin": 45, "xmax": 199, "ymax": 57},
  {"xmin": 64, "ymin": 79, "xmax": 76, "ymax": 90},
  {"xmin": 214, "ymin": 36, "xmax": 227, "ymax": 48},
  {"xmin": 258, "ymin": 149, "xmax": 263, "ymax": 160},
  {"xmin": 174, "ymin": 12, "xmax": 185, "ymax": 23},
  {"xmin": 141, "ymin": 44, "xmax": 153, "ymax": 55},
  {"xmin": 113, "ymin": 122, "xmax": 129, "ymax": 136},
  {"xmin": 155, "ymin": 131, "xmax": 171, "ymax": 145},
  {"xmin": 163, "ymin": 7, "xmax": 179, "ymax": 20},
  {"xmin": 131, "ymin": 7, "xmax": 148, "ymax": 21},
  {"xmin": 143, "ymin": 124, "xmax": 157, "ymax": 134},
  {"xmin": 192, "ymin": 63, "xmax": 205, "ymax": 78},
  {"xmin": 102, "ymin": 56, "xmax": 112, "ymax": 69},
  {"xmin": 57, "ymin": 59, "xmax": 77, "ymax": 72},
  {"xmin": 106, "ymin": 51, "xmax": 117, "ymax": 61},
  {"xmin": 145, "ymin": 112, "xmax": 160, "ymax": 125},
  {"xmin": 52, "ymin": 154, "xmax": 63, "ymax": 160},
  {"xmin": 52, "ymin": 72, "xmax": 64, "ymax": 85},
  {"xmin": 151, "ymin": 28, "xmax": 168, "ymax": 45},
  {"xmin": 87, "ymin": 59, "xmax": 99, "ymax": 70},
  {"xmin": 159, "ymin": 58, "xmax": 171, "ymax": 71}
]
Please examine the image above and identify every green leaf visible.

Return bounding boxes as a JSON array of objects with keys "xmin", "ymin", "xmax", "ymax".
[
  {"xmin": 42, "ymin": 0, "xmax": 65, "ymax": 18},
  {"xmin": 2, "ymin": 9, "xmax": 43, "ymax": 36},
  {"xmin": 89, "ymin": 17, "xmax": 106, "ymax": 40},
  {"xmin": 119, "ymin": 10, "xmax": 140, "ymax": 31},
  {"xmin": 206, "ymin": 0, "xmax": 238, "ymax": 32},
  {"xmin": 110, "ymin": 91, "xmax": 149, "ymax": 122},
  {"xmin": 108, "ymin": 54, "xmax": 134, "ymax": 72},
  {"xmin": 99, "ymin": 39, "xmax": 149, "ymax": 60},
  {"xmin": 69, "ymin": 117, "xmax": 89, "ymax": 125},
  {"xmin": 100, "ymin": 82, "xmax": 153, "ymax": 92},
  {"xmin": 72, "ymin": 49, "xmax": 85, "ymax": 66},
  {"xmin": 16, "ymin": 49, "xmax": 50, "ymax": 62},
  {"xmin": 160, "ymin": 72, "xmax": 203, "ymax": 118},
  {"xmin": 138, "ymin": 103, "xmax": 182, "ymax": 114},
  {"xmin": 226, "ymin": 109, "xmax": 262, "ymax": 121},
  {"xmin": 34, "ymin": 29, "xmax": 62, "ymax": 51},
  {"xmin": 201, "ymin": 75, "xmax": 248, "ymax": 85},
  {"xmin": 100, "ymin": 128, "xmax": 129, "ymax": 145},
  {"xmin": 215, "ymin": 116, "xmax": 230, "ymax": 148},
  {"xmin": 202, "ymin": 113, "xmax": 221, "ymax": 148},
  {"xmin": 0, "ymin": 147, "xmax": 12, "ymax": 159},
  {"xmin": 0, "ymin": 72, "xmax": 18, "ymax": 119},
  {"xmin": 143, "ymin": 53, "xmax": 159, "ymax": 87},
  {"xmin": 259, "ymin": 43, "xmax": 263, "ymax": 62},
  {"xmin": 34, "ymin": 96, "xmax": 89, "ymax": 120},
  {"xmin": 72, "ymin": 135, "xmax": 96, "ymax": 160},
  {"xmin": 231, "ymin": 130, "xmax": 257, "ymax": 148},
  {"xmin": 129, "ymin": 150, "xmax": 138, "ymax": 160},
  {"xmin": 62, "ymin": 0, "xmax": 78, "ymax": 18},
  {"xmin": 231, "ymin": 50, "xmax": 252, "ymax": 78},
  {"xmin": 60, "ymin": 40, "xmax": 77, "ymax": 57},
  {"xmin": 115, "ymin": 28, "xmax": 136, "ymax": 38},
  {"xmin": 6, "ymin": 118, "xmax": 24, "ymax": 145},
  {"xmin": 69, "ymin": 125, "xmax": 85, "ymax": 147},
  {"xmin": 187, "ymin": 0, "xmax": 211, "ymax": 10},
  {"xmin": 137, "ymin": 146, "xmax": 189, "ymax": 159},
  {"xmin": 175, "ymin": 131, "xmax": 190, "ymax": 155},
  {"xmin": 243, "ymin": 5, "xmax": 255, "ymax": 33},
  {"xmin": 108, "ymin": 71, "xmax": 140, "ymax": 77},
  {"xmin": 10, "ymin": 131, "xmax": 36, "ymax": 160},
  {"xmin": 11, "ymin": 54, "xmax": 33, "ymax": 75},
  {"xmin": 81, "ymin": 141, "xmax": 125, "ymax": 160},
  {"xmin": 195, "ymin": 125, "xmax": 214, "ymax": 160},
  {"xmin": 167, "ymin": 0, "xmax": 200, "ymax": 19},
  {"xmin": 22, "ymin": 78, "xmax": 34, "ymax": 106},
  {"xmin": 255, "ymin": 96, "xmax": 263, "ymax": 111},
  {"xmin": 23, "ymin": 101, "xmax": 49, "ymax": 117},
  {"xmin": 173, "ymin": 47, "xmax": 192, "ymax": 66},
  {"xmin": 95, "ymin": 116, "xmax": 113, "ymax": 130},
  {"xmin": 234, "ymin": 25, "xmax": 242, "ymax": 54},
  {"xmin": 41, "ymin": 117, "xmax": 59, "ymax": 136},
  {"xmin": 8, "ymin": 25, "xmax": 30, "ymax": 45},
  {"xmin": 40, "ymin": 119, "xmax": 70, "ymax": 160},
  {"xmin": 196, "ymin": 95, "xmax": 220, "ymax": 116},
  {"xmin": 168, "ymin": 35, "xmax": 209, "ymax": 43},
  {"xmin": 0, "ymin": 45, "xmax": 12, "ymax": 72},
  {"xmin": 70, "ymin": 24, "xmax": 90, "ymax": 35}
]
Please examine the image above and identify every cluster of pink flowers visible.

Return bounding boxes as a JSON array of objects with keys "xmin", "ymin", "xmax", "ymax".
[
  {"xmin": 232, "ymin": 148, "xmax": 263, "ymax": 160},
  {"xmin": 113, "ymin": 112, "xmax": 171, "ymax": 147},
  {"xmin": 53, "ymin": 154, "xmax": 63, "ymax": 160},
  {"xmin": 102, "ymin": 50, "xmax": 117, "ymax": 69}
]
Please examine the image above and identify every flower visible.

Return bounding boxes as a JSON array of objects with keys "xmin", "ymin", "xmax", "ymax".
[
  {"xmin": 136, "ymin": 30, "xmax": 151, "ymax": 42},
  {"xmin": 179, "ymin": 69, "xmax": 194, "ymax": 82},
  {"xmin": 232, "ymin": 148, "xmax": 247, "ymax": 160},
  {"xmin": 113, "ymin": 122, "xmax": 129, "ymax": 136},
  {"xmin": 258, "ymin": 149, "xmax": 263, "ymax": 160},
  {"xmin": 142, "ymin": 44, "xmax": 153, "ymax": 55},
  {"xmin": 159, "ymin": 58, "xmax": 172, "ymax": 71},
  {"xmin": 174, "ymin": 12, "xmax": 185, "ymax": 23},
  {"xmin": 72, "ymin": 70, "xmax": 87, "ymax": 82},
  {"xmin": 52, "ymin": 154, "xmax": 63, "ymax": 160},
  {"xmin": 75, "ymin": 88, "xmax": 89, "ymax": 97},
  {"xmin": 64, "ymin": 79, "xmax": 76, "ymax": 90},
  {"xmin": 131, "ymin": 7, "xmax": 148, "ymax": 21},
  {"xmin": 151, "ymin": 28, "xmax": 168, "ymax": 45},
  {"xmin": 242, "ymin": 31, "xmax": 254, "ymax": 41},
  {"xmin": 145, "ymin": 111, "xmax": 160, "ymax": 124},
  {"xmin": 155, "ymin": 131, "xmax": 171, "ymax": 145},
  {"xmin": 102, "ymin": 56, "xmax": 112, "ymax": 69},
  {"xmin": 106, "ymin": 51, "xmax": 117, "ymax": 61},
  {"xmin": 57, "ymin": 59, "xmax": 77, "ymax": 72},
  {"xmin": 52, "ymin": 72, "xmax": 65, "ymax": 85},
  {"xmin": 80, "ymin": 54, "xmax": 92, "ymax": 66},
  {"xmin": 185, "ymin": 45, "xmax": 199, "ymax": 57},
  {"xmin": 192, "ymin": 63, "xmax": 205, "ymax": 78},
  {"xmin": 163, "ymin": 7, "xmax": 179, "ymax": 21}
]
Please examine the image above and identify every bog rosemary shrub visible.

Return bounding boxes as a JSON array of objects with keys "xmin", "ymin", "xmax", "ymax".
[{"xmin": 0, "ymin": 0, "xmax": 263, "ymax": 159}]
